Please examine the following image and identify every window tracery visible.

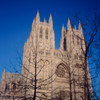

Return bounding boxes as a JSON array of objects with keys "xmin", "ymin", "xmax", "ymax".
[{"xmin": 55, "ymin": 64, "xmax": 67, "ymax": 78}]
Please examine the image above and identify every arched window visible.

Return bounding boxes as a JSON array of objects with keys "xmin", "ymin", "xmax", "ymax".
[
  {"xmin": 40, "ymin": 27, "xmax": 43, "ymax": 38},
  {"xmin": 45, "ymin": 28, "xmax": 48, "ymax": 39},
  {"xmin": 63, "ymin": 37, "xmax": 66, "ymax": 51},
  {"xmin": 72, "ymin": 35, "xmax": 74, "ymax": 44},
  {"xmin": 5, "ymin": 84, "xmax": 9, "ymax": 91}
]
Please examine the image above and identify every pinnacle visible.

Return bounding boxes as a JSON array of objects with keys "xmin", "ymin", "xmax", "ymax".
[
  {"xmin": 2, "ymin": 69, "xmax": 6, "ymax": 78},
  {"xmin": 62, "ymin": 25, "xmax": 64, "ymax": 31},
  {"xmin": 49, "ymin": 13, "xmax": 52, "ymax": 21},
  {"xmin": 68, "ymin": 18, "xmax": 70, "ymax": 24},
  {"xmin": 50, "ymin": 13, "xmax": 52, "ymax": 18},
  {"xmin": 67, "ymin": 18, "xmax": 71, "ymax": 30},
  {"xmin": 49, "ymin": 13, "xmax": 53, "ymax": 26},
  {"xmin": 61, "ymin": 25, "xmax": 65, "ymax": 36},
  {"xmin": 36, "ymin": 10, "xmax": 39, "ymax": 17},
  {"xmin": 36, "ymin": 10, "xmax": 40, "ymax": 22},
  {"xmin": 78, "ymin": 20, "xmax": 82, "ymax": 29}
]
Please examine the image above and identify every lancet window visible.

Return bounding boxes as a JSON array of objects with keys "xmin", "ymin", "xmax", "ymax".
[
  {"xmin": 63, "ymin": 37, "xmax": 67, "ymax": 51},
  {"xmin": 45, "ymin": 28, "xmax": 48, "ymax": 39},
  {"xmin": 72, "ymin": 35, "xmax": 74, "ymax": 44}
]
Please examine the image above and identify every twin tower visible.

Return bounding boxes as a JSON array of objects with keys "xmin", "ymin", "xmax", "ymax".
[{"xmin": 29, "ymin": 11, "xmax": 83, "ymax": 53}]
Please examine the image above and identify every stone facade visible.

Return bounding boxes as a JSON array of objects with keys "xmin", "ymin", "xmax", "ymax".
[{"xmin": 0, "ymin": 11, "xmax": 92, "ymax": 100}]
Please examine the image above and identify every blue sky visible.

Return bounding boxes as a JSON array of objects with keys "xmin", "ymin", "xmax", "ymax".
[{"xmin": 0, "ymin": 0, "xmax": 100, "ymax": 98}]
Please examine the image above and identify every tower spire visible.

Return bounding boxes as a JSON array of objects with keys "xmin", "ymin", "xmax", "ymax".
[
  {"xmin": 49, "ymin": 13, "xmax": 53, "ymax": 27},
  {"xmin": 36, "ymin": 11, "xmax": 40, "ymax": 23},
  {"xmin": 67, "ymin": 18, "xmax": 71, "ymax": 30}
]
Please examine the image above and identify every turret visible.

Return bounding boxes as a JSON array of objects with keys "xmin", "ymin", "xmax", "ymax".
[
  {"xmin": 36, "ymin": 11, "xmax": 40, "ymax": 23},
  {"xmin": 67, "ymin": 18, "xmax": 71, "ymax": 31},
  {"xmin": 49, "ymin": 13, "xmax": 53, "ymax": 27}
]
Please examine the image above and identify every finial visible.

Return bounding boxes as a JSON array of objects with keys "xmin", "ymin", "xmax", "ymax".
[
  {"xmin": 36, "ymin": 10, "xmax": 40, "ymax": 23},
  {"xmin": 67, "ymin": 18, "xmax": 71, "ymax": 30},
  {"xmin": 49, "ymin": 13, "xmax": 53, "ymax": 27}
]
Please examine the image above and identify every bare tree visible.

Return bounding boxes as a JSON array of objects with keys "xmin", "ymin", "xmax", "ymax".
[
  {"xmin": 16, "ymin": 47, "xmax": 55, "ymax": 100},
  {"xmin": 71, "ymin": 10, "xmax": 100, "ymax": 100}
]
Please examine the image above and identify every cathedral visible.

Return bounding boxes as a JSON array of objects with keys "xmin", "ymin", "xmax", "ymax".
[{"xmin": 0, "ymin": 11, "xmax": 92, "ymax": 100}]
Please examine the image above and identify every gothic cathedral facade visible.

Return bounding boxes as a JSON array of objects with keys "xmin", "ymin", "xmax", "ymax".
[{"xmin": 0, "ymin": 11, "xmax": 92, "ymax": 100}]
